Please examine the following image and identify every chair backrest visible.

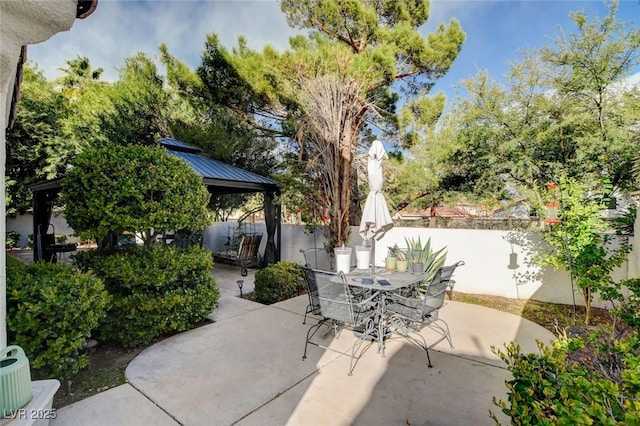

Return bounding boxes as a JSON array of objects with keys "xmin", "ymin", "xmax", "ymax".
[
  {"xmin": 239, "ymin": 233, "xmax": 262, "ymax": 260},
  {"xmin": 302, "ymin": 267, "xmax": 322, "ymax": 316},
  {"xmin": 312, "ymin": 269, "xmax": 355, "ymax": 324},
  {"xmin": 421, "ymin": 265, "xmax": 453, "ymax": 311},
  {"xmin": 421, "ymin": 268, "xmax": 446, "ymax": 308},
  {"xmin": 300, "ymin": 248, "xmax": 333, "ymax": 271},
  {"xmin": 422, "ymin": 261, "xmax": 464, "ymax": 314},
  {"xmin": 431, "ymin": 260, "xmax": 464, "ymax": 294}
]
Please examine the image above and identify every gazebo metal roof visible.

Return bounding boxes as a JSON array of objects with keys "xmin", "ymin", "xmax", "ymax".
[
  {"xmin": 158, "ymin": 138, "xmax": 278, "ymax": 193},
  {"xmin": 31, "ymin": 139, "xmax": 279, "ymax": 194},
  {"xmin": 158, "ymin": 137, "xmax": 203, "ymax": 154}
]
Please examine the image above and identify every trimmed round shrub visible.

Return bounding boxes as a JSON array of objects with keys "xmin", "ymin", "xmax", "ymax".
[
  {"xmin": 254, "ymin": 261, "xmax": 304, "ymax": 304},
  {"xmin": 60, "ymin": 143, "xmax": 211, "ymax": 248},
  {"xmin": 75, "ymin": 245, "xmax": 220, "ymax": 347},
  {"xmin": 6, "ymin": 262, "xmax": 109, "ymax": 379}
]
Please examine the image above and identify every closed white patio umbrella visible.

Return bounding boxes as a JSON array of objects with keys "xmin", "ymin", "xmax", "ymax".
[{"xmin": 359, "ymin": 140, "xmax": 394, "ymax": 271}]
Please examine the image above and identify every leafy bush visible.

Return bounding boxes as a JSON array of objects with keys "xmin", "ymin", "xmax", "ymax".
[
  {"xmin": 6, "ymin": 231, "xmax": 20, "ymax": 248},
  {"xmin": 75, "ymin": 245, "xmax": 220, "ymax": 347},
  {"xmin": 606, "ymin": 277, "xmax": 640, "ymax": 329},
  {"xmin": 61, "ymin": 143, "xmax": 211, "ymax": 249},
  {"xmin": 491, "ymin": 334, "xmax": 640, "ymax": 425},
  {"xmin": 254, "ymin": 261, "xmax": 304, "ymax": 304},
  {"xmin": 491, "ymin": 275, "xmax": 640, "ymax": 425},
  {"xmin": 6, "ymin": 262, "xmax": 109, "ymax": 380}
]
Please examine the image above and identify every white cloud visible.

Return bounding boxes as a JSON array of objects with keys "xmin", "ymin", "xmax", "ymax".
[
  {"xmin": 623, "ymin": 71, "xmax": 640, "ymax": 88},
  {"xmin": 27, "ymin": 0, "xmax": 299, "ymax": 82},
  {"xmin": 612, "ymin": 71, "xmax": 640, "ymax": 94}
]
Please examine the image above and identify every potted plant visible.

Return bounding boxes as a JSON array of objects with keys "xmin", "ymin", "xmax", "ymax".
[
  {"xmin": 409, "ymin": 254, "xmax": 424, "ymax": 274},
  {"xmin": 385, "ymin": 247, "xmax": 398, "ymax": 271},
  {"xmin": 405, "ymin": 237, "xmax": 423, "ymax": 273},
  {"xmin": 405, "ymin": 236, "xmax": 447, "ymax": 281},
  {"xmin": 389, "ymin": 245, "xmax": 408, "ymax": 272}
]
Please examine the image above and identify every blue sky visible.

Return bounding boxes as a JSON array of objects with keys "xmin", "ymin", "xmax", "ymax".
[{"xmin": 27, "ymin": 0, "xmax": 640, "ymax": 102}]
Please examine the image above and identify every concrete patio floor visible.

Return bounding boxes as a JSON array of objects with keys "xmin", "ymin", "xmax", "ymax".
[{"xmin": 42, "ymin": 262, "xmax": 555, "ymax": 426}]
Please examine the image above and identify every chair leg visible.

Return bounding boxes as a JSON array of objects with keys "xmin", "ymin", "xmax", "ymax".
[
  {"xmin": 411, "ymin": 332, "xmax": 433, "ymax": 368},
  {"xmin": 348, "ymin": 320, "xmax": 376, "ymax": 376},
  {"xmin": 440, "ymin": 320, "xmax": 454, "ymax": 349},
  {"xmin": 303, "ymin": 304, "xmax": 312, "ymax": 324},
  {"xmin": 429, "ymin": 319, "xmax": 454, "ymax": 349},
  {"xmin": 348, "ymin": 340, "xmax": 361, "ymax": 376},
  {"xmin": 302, "ymin": 319, "xmax": 326, "ymax": 360},
  {"xmin": 410, "ymin": 332, "xmax": 434, "ymax": 368}
]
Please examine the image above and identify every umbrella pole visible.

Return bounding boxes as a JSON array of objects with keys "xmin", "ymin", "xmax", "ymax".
[
  {"xmin": 370, "ymin": 238, "xmax": 376, "ymax": 278},
  {"xmin": 312, "ymin": 198, "xmax": 318, "ymax": 267},
  {"xmin": 313, "ymin": 223, "xmax": 318, "ymax": 267}
]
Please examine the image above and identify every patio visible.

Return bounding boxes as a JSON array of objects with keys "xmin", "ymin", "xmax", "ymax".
[{"xmin": 48, "ymin": 263, "xmax": 555, "ymax": 426}]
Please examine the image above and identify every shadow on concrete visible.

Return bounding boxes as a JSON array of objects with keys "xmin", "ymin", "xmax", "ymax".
[{"xmin": 118, "ymin": 292, "xmax": 552, "ymax": 426}]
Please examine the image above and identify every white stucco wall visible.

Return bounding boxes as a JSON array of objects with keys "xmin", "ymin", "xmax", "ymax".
[
  {"xmin": 1, "ymin": 0, "xmax": 80, "ymax": 349},
  {"xmin": 357, "ymin": 226, "xmax": 627, "ymax": 308},
  {"xmin": 200, "ymin": 221, "xmax": 627, "ymax": 308},
  {"xmin": 6, "ymin": 212, "xmax": 80, "ymax": 248}
]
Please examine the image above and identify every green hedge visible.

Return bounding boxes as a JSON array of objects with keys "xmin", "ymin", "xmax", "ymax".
[
  {"xmin": 254, "ymin": 261, "xmax": 304, "ymax": 304},
  {"xmin": 612, "ymin": 278, "xmax": 640, "ymax": 329},
  {"xmin": 6, "ymin": 262, "xmax": 109, "ymax": 379},
  {"xmin": 74, "ymin": 245, "xmax": 220, "ymax": 347}
]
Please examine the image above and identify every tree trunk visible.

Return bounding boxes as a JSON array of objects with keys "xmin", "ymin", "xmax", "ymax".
[
  {"xmin": 300, "ymin": 75, "xmax": 364, "ymax": 251},
  {"xmin": 583, "ymin": 286, "xmax": 591, "ymax": 326},
  {"xmin": 349, "ymin": 171, "xmax": 361, "ymax": 226}
]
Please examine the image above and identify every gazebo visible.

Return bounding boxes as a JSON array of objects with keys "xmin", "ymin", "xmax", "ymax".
[{"xmin": 29, "ymin": 138, "xmax": 281, "ymax": 264}]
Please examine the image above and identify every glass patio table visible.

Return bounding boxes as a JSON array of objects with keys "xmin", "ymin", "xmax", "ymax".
[{"xmin": 337, "ymin": 268, "xmax": 429, "ymax": 356}]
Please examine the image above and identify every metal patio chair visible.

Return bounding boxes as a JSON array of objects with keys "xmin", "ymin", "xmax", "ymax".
[
  {"xmin": 299, "ymin": 249, "xmax": 336, "ymax": 322},
  {"xmin": 386, "ymin": 261, "xmax": 464, "ymax": 368},
  {"xmin": 302, "ymin": 269, "xmax": 377, "ymax": 375},
  {"xmin": 398, "ymin": 260, "xmax": 465, "ymax": 299}
]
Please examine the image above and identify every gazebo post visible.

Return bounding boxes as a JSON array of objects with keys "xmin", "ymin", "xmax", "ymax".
[
  {"xmin": 262, "ymin": 190, "xmax": 280, "ymax": 266},
  {"xmin": 276, "ymin": 191, "xmax": 281, "ymax": 262},
  {"xmin": 32, "ymin": 189, "xmax": 56, "ymax": 262}
]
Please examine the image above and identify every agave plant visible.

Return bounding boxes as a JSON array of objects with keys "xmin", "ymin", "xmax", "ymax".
[{"xmin": 405, "ymin": 236, "xmax": 447, "ymax": 286}]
